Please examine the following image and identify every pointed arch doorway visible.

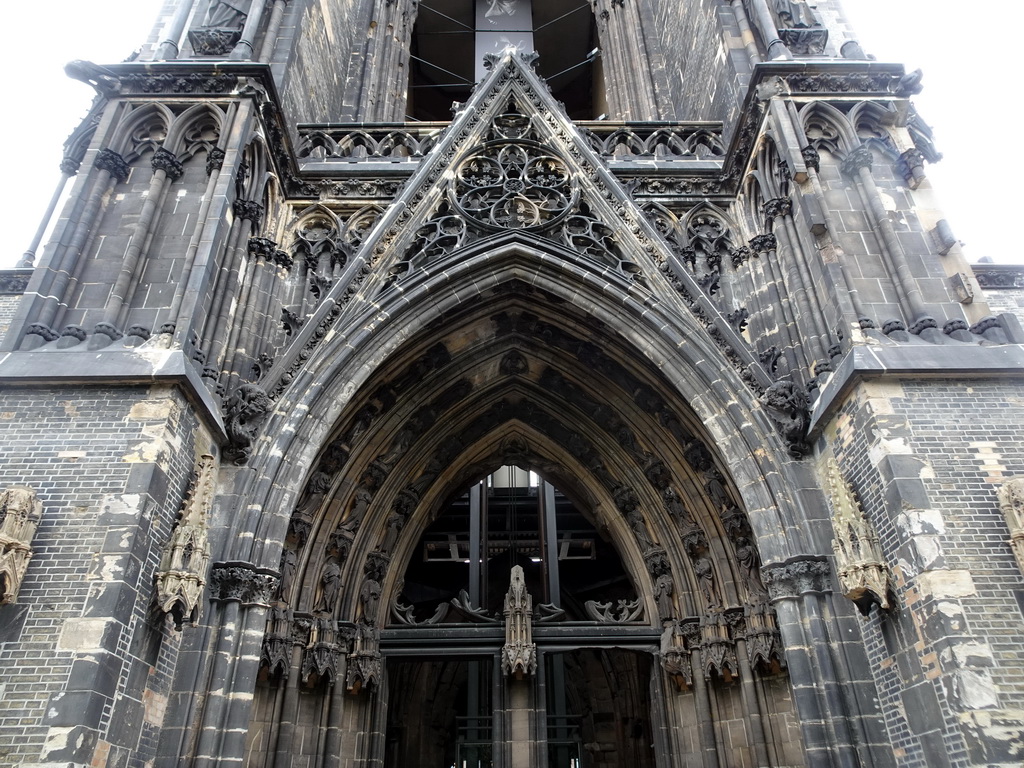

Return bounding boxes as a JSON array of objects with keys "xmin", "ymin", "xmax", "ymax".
[{"xmin": 384, "ymin": 465, "xmax": 658, "ymax": 768}]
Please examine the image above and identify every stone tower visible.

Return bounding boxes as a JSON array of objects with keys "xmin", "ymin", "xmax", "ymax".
[{"xmin": 1, "ymin": 1, "xmax": 1024, "ymax": 767}]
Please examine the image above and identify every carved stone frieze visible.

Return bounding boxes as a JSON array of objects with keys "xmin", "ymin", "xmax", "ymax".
[
  {"xmin": 827, "ymin": 459, "xmax": 891, "ymax": 615},
  {"xmin": 762, "ymin": 556, "xmax": 832, "ymax": 601},
  {"xmin": 209, "ymin": 561, "xmax": 280, "ymax": 606},
  {"xmin": 155, "ymin": 454, "xmax": 216, "ymax": 628},
  {"xmin": 0, "ymin": 486, "xmax": 43, "ymax": 605},
  {"xmin": 997, "ymin": 477, "xmax": 1024, "ymax": 576},
  {"xmin": 501, "ymin": 566, "xmax": 537, "ymax": 678}
]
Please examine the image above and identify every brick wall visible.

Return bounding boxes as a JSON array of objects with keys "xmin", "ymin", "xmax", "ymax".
[{"xmin": 0, "ymin": 384, "xmax": 212, "ymax": 767}]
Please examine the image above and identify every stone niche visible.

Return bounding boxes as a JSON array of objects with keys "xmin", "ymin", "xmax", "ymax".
[{"xmin": 0, "ymin": 485, "xmax": 43, "ymax": 605}]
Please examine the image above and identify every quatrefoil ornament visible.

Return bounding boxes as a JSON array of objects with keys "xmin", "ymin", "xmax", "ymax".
[{"xmin": 451, "ymin": 141, "xmax": 578, "ymax": 233}]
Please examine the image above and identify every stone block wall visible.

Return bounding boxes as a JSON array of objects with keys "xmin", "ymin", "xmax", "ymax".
[
  {"xmin": 821, "ymin": 376, "xmax": 1024, "ymax": 767},
  {"xmin": 0, "ymin": 385, "xmax": 212, "ymax": 767}
]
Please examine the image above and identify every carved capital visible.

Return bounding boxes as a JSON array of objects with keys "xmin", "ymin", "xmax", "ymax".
[
  {"xmin": 801, "ymin": 145, "xmax": 820, "ymax": 172},
  {"xmin": 840, "ymin": 145, "xmax": 873, "ymax": 178},
  {"xmin": 206, "ymin": 147, "xmax": 226, "ymax": 176},
  {"xmin": 60, "ymin": 156, "xmax": 82, "ymax": 176},
  {"xmin": 152, "ymin": 147, "xmax": 185, "ymax": 181},
  {"xmin": 95, "ymin": 148, "xmax": 130, "ymax": 183},
  {"xmin": 248, "ymin": 236, "xmax": 278, "ymax": 260},
  {"xmin": 762, "ymin": 556, "xmax": 832, "ymax": 600},
  {"xmin": 762, "ymin": 197, "xmax": 793, "ymax": 226},
  {"xmin": 232, "ymin": 199, "xmax": 265, "ymax": 227},
  {"xmin": 748, "ymin": 233, "xmax": 777, "ymax": 255},
  {"xmin": 209, "ymin": 561, "xmax": 280, "ymax": 606}
]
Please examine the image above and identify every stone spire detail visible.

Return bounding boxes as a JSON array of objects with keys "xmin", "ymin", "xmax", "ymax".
[{"xmin": 501, "ymin": 565, "xmax": 537, "ymax": 678}]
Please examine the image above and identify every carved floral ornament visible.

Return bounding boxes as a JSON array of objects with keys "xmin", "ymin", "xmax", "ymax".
[
  {"xmin": 826, "ymin": 458, "xmax": 891, "ymax": 615},
  {"xmin": 450, "ymin": 140, "xmax": 578, "ymax": 232},
  {"xmin": 998, "ymin": 477, "xmax": 1024, "ymax": 575},
  {"xmin": 0, "ymin": 486, "xmax": 43, "ymax": 605}
]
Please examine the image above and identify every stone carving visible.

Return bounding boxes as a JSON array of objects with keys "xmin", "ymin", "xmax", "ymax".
[
  {"xmin": 743, "ymin": 606, "xmax": 785, "ymax": 672},
  {"xmin": 189, "ymin": 0, "xmax": 251, "ymax": 55},
  {"xmin": 501, "ymin": 566, "xmax": 537, "ymax": 678},
  {"xmin": 660, "ymin": 620, "xmax": 691, "ymax": 690},
  {"xmin": 223, "ymin": 383, "xmax": 271, "ymax": 463},
  {"xmin": 762, "ymin": 556, "xmax": 831, "ymax": 600},
  {"xmin": 772, "ymin": 0, "xmax": 827, "ymax": 55},
  {"xmin": 209, "ymin": 562, "xmax": 280, "ymax": 605},
  {"xmin": 260, "ymin": 606, "xmax": 293, "ymax": 679},
  {"xmin": 585, "ymin": 597, "xmax": 644, "ymax": 623},
  {"xmin": 346, "ymin": 623, "xmax": 381, "ymax": 693},
  {"xmin": 0, "ymin": 486, "xmax": 43, "ymax": 605},
  {"xmin": 155, "ymin": 455, "xmax": 216, "ymax": 628},
  {"xmin": 312, "ymin": 557, "xmax": 342, "ymax": 615},
  {"xmin": 827, "ymin": 459, "xmax": 891, "ymax": 614},
  {"xmin": 451, "ymin": 141, "xmax": 576, "ymax": 232},
  {"xmin": 302, "ymin": 617, "xmax": 342, "ymax": 686},
  {"xmin": 645, "ymin": 547, "xmax": 676, "ymax": 622},
  {"xmin": 700, "ymin": 611, "xmax": 737, "ymax": 680},
  {"xmin": 998, "ymin": 477, "xmax": 1024, "ymax": 575},
  {"xmin": 450, "ymin": 590, "xmax": 499, "ymax": 623},
  {"xmin": 759, "ymin": 380, "xmax": 810, "ymax": 457},
  {"xmin": 95, "ymin": 148, "xmax": 130, "ymax": 183}
]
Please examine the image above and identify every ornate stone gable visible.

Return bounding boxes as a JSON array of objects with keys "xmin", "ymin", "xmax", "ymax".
[{"xmin": 261, "ymin": 50, "xmax": 771, "ymax": 407}]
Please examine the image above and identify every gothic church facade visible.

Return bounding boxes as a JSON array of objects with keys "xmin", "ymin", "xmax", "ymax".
[{"xmin": 1, "ymin": 1, "xmax": 1024, "ymax": 767}]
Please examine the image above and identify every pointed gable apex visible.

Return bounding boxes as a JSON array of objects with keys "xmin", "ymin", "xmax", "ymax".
[{"xmin": 263, "ymin": 50, "xmax": 770, "ymax": 400}]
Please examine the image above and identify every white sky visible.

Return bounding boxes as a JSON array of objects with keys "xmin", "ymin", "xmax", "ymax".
[{"xmin": 0, "ymin": 1, "xmax": 1017, "ymax": 269}]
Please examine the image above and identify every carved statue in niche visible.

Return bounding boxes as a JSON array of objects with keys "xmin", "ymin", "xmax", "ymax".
[
  {"xmin": 770, "ymin": 0, "xmax": 827, "ymax": 54},
  {"xmin": 998, "ymin": 477, "xmax": 1024, "ymax": 575},
  {"xmin": 654, "ymin": 572, "xmax": 675, "ymax": 623},
  {"xmin": 692, "ymin": 552, "xmax": 720, "ymax": 611},
  {"xmin": 626, "ymin": 508, "xmax": 656, "ymax": 552},
  {"xmin": 189, "ymin": 0, "xmax": 251, "ymax": 55},
  {"xmin": 734, "ymin": 533, "xmax": 770, "ymax": 604},
  {"xmin": 276, "ymin": 546, "xmax": 298, "ymax": 601},
  {"xmin": 313, "ymin": 557, "xmax": 342, "ymax": 615},
  {"xmin": 339, "ymin": 484, "xmax": 373, "ymax": 534},
  {"xmin": 772, "ymin": 0, "xmax": 817, "ymax": 28},
  {"xmin": 359, "ymin": 576, "xmax": 382, "ymax": 626},
  {"xmin": 0, "ymin": 486, "xmax": 43, "ymax": 605}
]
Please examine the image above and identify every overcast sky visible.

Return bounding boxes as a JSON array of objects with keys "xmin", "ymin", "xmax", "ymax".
[{"xmin": 0, "ymin": 1, "xmax": 1017, "ymax": 269}]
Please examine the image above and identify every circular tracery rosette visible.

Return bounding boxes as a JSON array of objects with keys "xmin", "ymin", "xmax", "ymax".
[{"xmin": 450, "ymin": 142, "xmax": 578, "ymax": 233}]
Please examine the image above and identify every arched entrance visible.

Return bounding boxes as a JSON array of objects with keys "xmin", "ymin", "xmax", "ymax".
[{"xmin": 240, "ymin": 259, "xmax": 806, "ymax": 767}]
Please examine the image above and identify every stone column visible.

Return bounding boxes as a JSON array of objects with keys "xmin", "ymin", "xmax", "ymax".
[
  {"xmin": 841, "ymin": 144, "xmax": 937, "ymax": 334},
  {"xmin": 22, "ymin": 149, "xmax": 130, "ymax": 347},
  {"xmin": 763, "ymin": 556, "xmax": 859, "ymax": 768},
  {"xmin": 96, "ymin": 148, "xmax": 185, "ymax": 342},
  {"xmin": 18, "ymin": 157, "xmax": 81, "ymax": 268}
]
